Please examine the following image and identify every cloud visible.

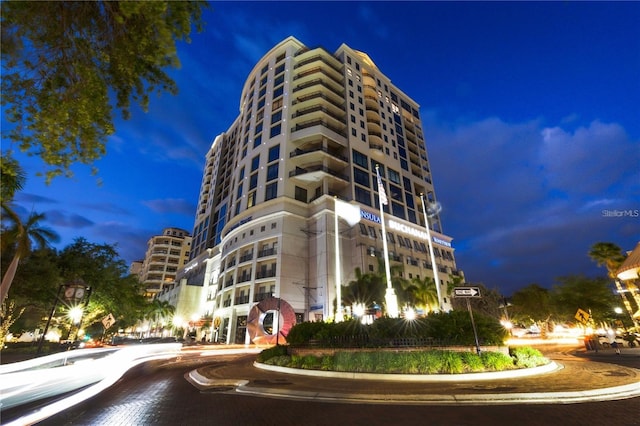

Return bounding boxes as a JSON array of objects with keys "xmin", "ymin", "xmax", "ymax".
[
  {"xmin": 77, "ymin": 202, "xmax": 132, "ymax": 216},
  {"xmin": 423, "ymin": 113, "xmax": 639, "ymax": 294},
  {"xmin": 43, "ymin": 210, "xmax": 94, "ymax": 229},
  {"xmin": 540, "ymin": 120, "xmax": 638, "ymax": 194},
  {"xmin": 15, "ymin": 192, "xmax": 59, "ymax": 204},
  {"xmin": 141, "ymin": 198, "xmax": 196, "ymax": 216}
]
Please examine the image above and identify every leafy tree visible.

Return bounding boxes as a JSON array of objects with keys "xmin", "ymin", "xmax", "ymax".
[
  {"xmin": 1, "ymin": 210, "xmax": 59, "ymax": 303},
  {"xmin": 0, "ymin": 152, "xmax": 26, "ymax": 202},
  {"xmin": 1, "ymin": 1, "xmax": 207, "ymax": 182},
  {"xmin": 509, "ymin": 284, "xmax": 553, "ymax": 327},
  {"xmin": 56, "ymin": 238, "xmax": 147, "ymax": 332},
  {"xmin": 3, "ymin": 248, "xmax": 61, "ymax": 332},
  {"xmin": 551, "ymin": 275, "xmax": 618, "ymax": 324}
]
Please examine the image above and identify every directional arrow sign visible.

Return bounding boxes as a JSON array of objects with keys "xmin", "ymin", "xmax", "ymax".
[{"xmin": 453, "ymin": 287, "xmax": 481, "ymax": 298}]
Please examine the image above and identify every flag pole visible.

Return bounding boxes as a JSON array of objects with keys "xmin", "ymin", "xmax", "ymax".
[
  {"xmin": 334, "ymin": 197, "xmax": 343, "ymax": 322},
  {"xmin": 420, "ymin": 194, "xmax": 443, "ymax": 312},
  {"xmin": 376, "ymin": 166, "xmax": 398, "ymax": 318}
]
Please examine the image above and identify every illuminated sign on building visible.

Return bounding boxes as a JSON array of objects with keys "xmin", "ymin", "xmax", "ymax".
[
  {"xmin": 360, "ymin": 210, "xmax": 381, "ymax": 224},
  {"xmin": 356, "ymin": 214, "xmax": 453, "ymax": 248}
]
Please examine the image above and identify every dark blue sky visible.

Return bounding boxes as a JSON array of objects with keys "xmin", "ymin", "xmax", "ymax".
[{"xmin": 6, "ymin": 2, "xmax": 640, "ymax": 296}]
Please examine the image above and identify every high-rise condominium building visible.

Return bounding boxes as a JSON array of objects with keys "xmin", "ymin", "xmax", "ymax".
[
  {"xmin": 178, "ymin": 37, "xmax": 463, "ymax": 344},
  {"xmin": 138, "ymin": 227, "xmax": 192, "ymax": 299}
]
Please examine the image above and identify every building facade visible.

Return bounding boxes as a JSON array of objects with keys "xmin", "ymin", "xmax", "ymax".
[
  {"xmin": 181, "ymin": 37, "xmax": 463, "ymax": 344},
  {"xmin": 138, "ymin": 227, "xmax": 192, "ymax": 299}
]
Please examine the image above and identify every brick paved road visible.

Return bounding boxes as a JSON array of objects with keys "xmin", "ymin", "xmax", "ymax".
[{"xmin": 20, "ymin": 352, "xmax": 639, "ymax": 426}]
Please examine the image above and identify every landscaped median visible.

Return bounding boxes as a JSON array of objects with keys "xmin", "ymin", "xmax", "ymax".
[{"xmin": 254, "ymin": 344, "xmax": 556, "ymax": 381}]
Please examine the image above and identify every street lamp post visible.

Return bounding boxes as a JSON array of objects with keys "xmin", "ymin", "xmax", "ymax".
[{"xmin": 420, "ymin": 194, "xmax": 443, "ymax": 312}]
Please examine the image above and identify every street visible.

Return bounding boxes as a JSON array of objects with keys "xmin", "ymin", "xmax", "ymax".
[{"xmin": 5, "ymin": 347, "xmax": 637, "ymax": 426}]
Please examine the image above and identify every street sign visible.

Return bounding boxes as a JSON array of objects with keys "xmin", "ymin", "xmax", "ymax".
[
  {"xmin": 453, "ymin": 287, "xmax": 481, "ymax": 298},
  {"xmin": 101, "ymin": 313, "xmax": 116, "ymax": 329},
  {"xmin": 575, "ymin": 308, "xmax": 590, "ymax": 325}
]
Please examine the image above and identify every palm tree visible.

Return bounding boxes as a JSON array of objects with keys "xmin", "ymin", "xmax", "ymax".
[
  {"xmin": 588, "ymin": 242, "xmax": 637, "ymax": 322},
  {"xmin": 343, "ymin": 267, "xmax": 385, "ymax": 310},
  {"xmin": 1, "ymin": 210, "xmax": 60, "ymax": 303},
  {"xmin": 404, "ymin": 276, "xmax": 439, "ymax": 315},
  {"xmin": 144, "ymin": 299, "xmax": 175, "ymax": 336}
]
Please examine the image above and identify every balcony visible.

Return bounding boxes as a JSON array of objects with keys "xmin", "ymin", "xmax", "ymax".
[
  {"xmin": 289, "ymin": 164, "xmax": 349, "ymax": 183},
  {"xmin": 239, "ymin": 252, "xmax": 254, "ymax": 263},
  {"xmin": 235, "ymin": 295, "xmax": 250, "ymax": 305},
  {"xmin": 224, "ymin": 278, "xmax": 234, "ymax": 288},
  {"xmin": 290, "ymin": 146, "xmax": 348, "ymax": 163},
  {"xmin": 291, "ymin": 118, "xmax": 346, "ymax": 138},
  {"xmin": 223, "ymin": 299, "xmax": 232, "ymax": 307},
  {"xmin": 256, "ymin": 269, "xmax": 277, "ymax": 279},
  {"xmin": 254, "ymin": 292, "xmax": 273, "ymax": 303},
  {"xmin": 237, "ymin": 272, "xmax": 253, "ymax": 283},
  {"xmin": 258, "ymin": 247, "xmax": 278, "ymax": 258}
]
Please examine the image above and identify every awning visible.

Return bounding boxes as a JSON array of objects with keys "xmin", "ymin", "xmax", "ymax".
[{"xmin": 616, "ymin": 242, "xmax": 640, "ymax": 281}]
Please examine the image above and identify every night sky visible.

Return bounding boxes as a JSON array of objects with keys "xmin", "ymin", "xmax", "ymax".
[{"xmin": 5, "ymin": 2, "xmax": 639, "ymax": 296}]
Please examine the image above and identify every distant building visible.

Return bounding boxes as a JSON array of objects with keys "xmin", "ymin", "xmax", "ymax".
[
  {"xmin": 137, "ymin": 227, "xmax": 192, "ymax": 299},
  {"xmin": 179, "ymin": 37, "xmax": 463, "ymax": 344}
]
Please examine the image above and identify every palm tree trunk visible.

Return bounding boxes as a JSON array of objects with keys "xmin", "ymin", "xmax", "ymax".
[{"xmin": 0, "ymin": 254, "xmax": 20, "ymax": 303}]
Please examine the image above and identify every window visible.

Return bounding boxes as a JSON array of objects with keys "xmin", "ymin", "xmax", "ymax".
[
  {"xmin": 255, "ymin": 121, "xmax": 263, "ymax": 134},
  {"xmin": 270, "ymin": 124, "xmax": 281, "ymax": 138},
  {"xmin": 271, "ymin": 110, "xmax": 282, "ymax": 124},
  {"xmin": 273, "ymin": 85, "xmax": 284, "ymax": 98},
  {"xmin": 274, "ymin": 74, "xmax": 284, "ymax": 86},
  {"xmin": 249, "ymin": 173, "xmax": 258, "ymax": 190},
  {"xmin": 272, "ymin": 98, "xmax": 283, "ymax": 111},
  {"xmin": 238, "ymin": 167, "xmax": 245, "ymax": 181},
  {"xmin": 392, "ymin": 202, "xmax": 406, "ymax": 219},
  {"xmin": 388, "ymin": 168, "xmax": 401, "ymax": 184},
  {"xmin": 355, "ymin": 186, "xmax": 371, "ymax": 206},
  {"xmin": 267, "ymin": 163, "xmax": 279, "ymax": 181},
  {"xmin": 295, "ymin": 186, "xmax": 307, "ymax": 202},
  {"xmin": 352, "ymin": 149, "xmax": 368, "ymax": 169},
  {"xmin": 251, "ymin": 155, "xmax": 260, "ymax": 171},
  {"xmin": 253, "ymin": 135, "xmax": 262, "ymax": 148},
  {"xmin": 236, "ymin": 183, "xmax": 243, "ymax": 199},
  {"xmin": 275, "ymin": 63, "xmax": 285, "ymax": 74},
  {"xmin": 368, "ymin": 226, "xmax": 377, "ymax": 239},
  {"xmin": 268, "ymin": 145, "xmax": 280, "ymax": 162},
  {"xmin": 247, "ymin": 191, "xmax": 256, "ymax": 208},
  {"xmin": 353, "ymin": 167, "xmax": 370, "ymax": 187},
  {"xmin": 387, "ymin": 232, "xmax": 395, "ymax": 244},
  {"xmin": 265, "ymin": 182, "xmax": 277, "ymax": 201},
  {"xmin": 359, "ymin": 223, "xmax": 368, "ymax": 236}
]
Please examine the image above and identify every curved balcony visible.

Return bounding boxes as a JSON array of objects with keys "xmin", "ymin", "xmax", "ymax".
[{"xmin": 289, "ymin": 164, "xmax": 349, "ymax": 183}]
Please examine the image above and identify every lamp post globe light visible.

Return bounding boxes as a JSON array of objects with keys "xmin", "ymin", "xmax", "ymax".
[{"xmin": 420, "ymin": 195, "xmax": 445, "ymax": 312}]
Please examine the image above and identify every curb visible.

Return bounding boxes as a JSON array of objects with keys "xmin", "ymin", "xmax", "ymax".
[{"xmin": 252, "ymin": 360, "xmax": 561, "ymax": 382}]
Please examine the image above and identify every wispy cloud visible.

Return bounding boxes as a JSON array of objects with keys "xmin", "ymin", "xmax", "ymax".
[{"xmin": 141, "ymin": 198, "xmax": 196, "ymax": 216}]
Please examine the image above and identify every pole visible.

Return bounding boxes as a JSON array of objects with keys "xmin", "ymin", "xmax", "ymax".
[
  {"xmin": 420, "ymin": 194, "xmax": 443, "ymax": 312},
  {"xmin": 334, "ymin": 197, "xmax": 343, "ymax": 322},
  {"xmin": 376, "ymin": 166, "xmax": 398, "ymax": 318},
  {"xmin": 276, "ymin": 296, "xmax": 281, "ymax": 345},
  {"xmin": 467, "ymin": 298, "xmax": 481, "ymax": 355},
  {"xmin": 37, "ymin": 285, "xmax": 64, "ymax": 354}
]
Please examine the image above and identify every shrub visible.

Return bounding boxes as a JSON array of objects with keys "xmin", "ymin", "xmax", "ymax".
[
  {"xmin": 460, "ymin": 351, "xmax": 484, "ymax": 372},
  {"xmin": 320, "ymin": 355, "xmax": 334, "ymax": 371},
  {"xmin": 481, "ymin": 351, "xmax": 514, "ymax": 371},
  {"xmin": 440, "ymin": 351, "xmax": 465, "ymax": 374},
  {"xmin": 263, "ymin": 355, "xmax": 292, "ymax": 367},
  {"xmin": 256, "ymin": 344, "xmax": 288, "ymax": 362},
  {"xmin": 510, "ymin": 346, "xmax": 548, "ymax": 368},
  {"xmin": 300, "ymin": 355, "xmax": 322, "ymax": 369}
]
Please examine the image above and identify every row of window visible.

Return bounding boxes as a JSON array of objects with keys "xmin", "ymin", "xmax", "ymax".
[{"xmin": 358, "ymin": 223, "xmax": 453, "ymax": 261}]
